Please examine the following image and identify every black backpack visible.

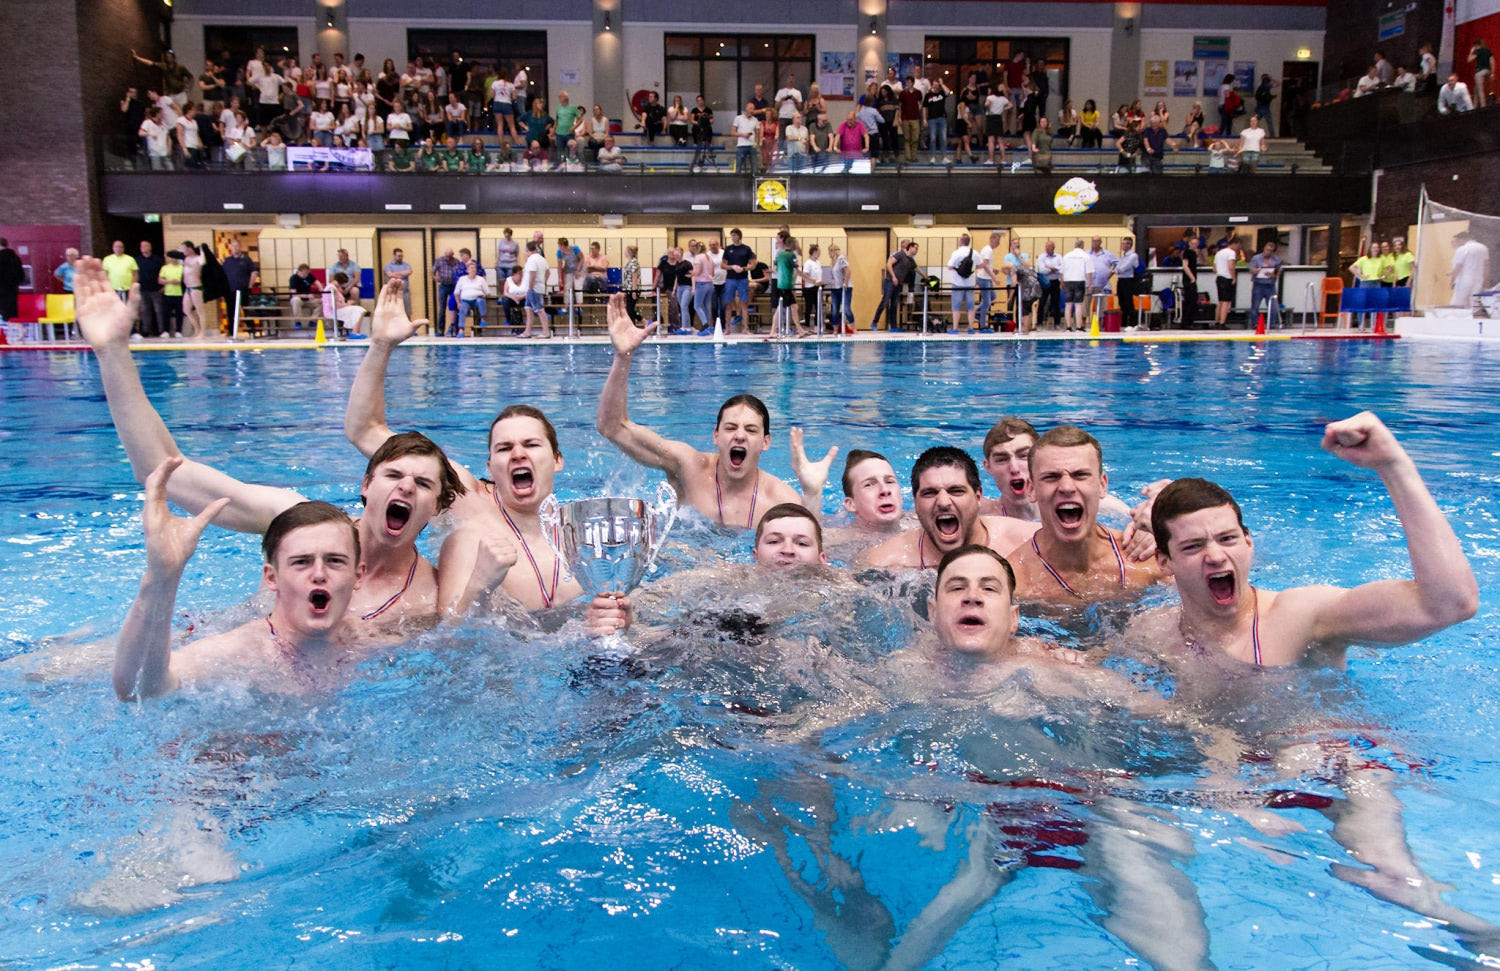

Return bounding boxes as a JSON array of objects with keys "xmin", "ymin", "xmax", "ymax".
[{"xmin": 955, "ymin": 250, "xmax": 974, "ymax": 278}]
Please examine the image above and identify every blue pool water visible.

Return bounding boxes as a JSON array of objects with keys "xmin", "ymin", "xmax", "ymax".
[{"xmin": 2, "ymin": 339, "xmax": 1500, "ymax": 969}]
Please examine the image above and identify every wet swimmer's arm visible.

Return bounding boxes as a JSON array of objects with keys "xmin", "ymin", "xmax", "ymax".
[
  {"xmin": 114, "ymin": 459, "xmax": 231, "ymax": 700},
  {"xmin": 76, "ymin": 258, "xmax": 303, "ymax": 534},
  {"xmin": 597, "ymin": 294, "xmax": 698, "ymax": 482},
  {"xmin": 1298, "ymin": 412, "xmax": 1478, "ymax": 650},
  {"xmin": 788, "ymin": 427, "xmax": 838, "ymax": 515},
  {"xmin": 437, "ymin": 524, "xmax": 519, "ymax": 621}
]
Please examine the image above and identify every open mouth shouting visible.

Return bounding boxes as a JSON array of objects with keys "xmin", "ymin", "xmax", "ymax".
[
  {"xmin": 1055, "ymin": 502, "xmax": 1085, "ymax": 529},
  {"xmin": 727, "ymin": 445, "xmax": 748, "ymax": 470},
  {"xmin": 509, "ymin": 466, "xmax": 536, "ymax": 498},
  {"xmin": 1206, "ymin": 571, "xmax": 1237, "ymax": 606},
  {"xmin": 877, "ymin": 499, "xmax": 900, "ymax": 516},
  {"xmin": 308, "ymin": 588, "xmax": 333, "ymax": 615},
  {"xmin": 955, "ymin": 610, "xmax": 988, "ymax": 632},
  {"xmin": 933, "ymin": 511, "xmax": 963, "ymax": 545},
  {"xmin": 1008, "ymin": 477, "xmax": 1028, "ymax": 497},
  {"xmin": 384, "ymin": 499, "xmax": 412, "ymax": 536}
]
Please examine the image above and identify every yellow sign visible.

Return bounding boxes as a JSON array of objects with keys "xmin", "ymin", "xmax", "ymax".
[{"xmin": 755, "ymin": 179, "xmax": 790, "ymax": 212}]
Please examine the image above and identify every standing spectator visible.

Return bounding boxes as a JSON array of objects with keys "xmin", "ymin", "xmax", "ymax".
[
  {"xmin": 383, "ymin": 248, "xmax": 413, "ymax": 317},
  {"xmin": 496, "ymin": 228, "xmax": 519, "ymax": 280},
  {"xmin": 782, "ymin": 112, "xmax": 808, "ymax": 170},
  {"xmin": 136, "ymin": 242, "xmax": 165, "ymax": 338},
  {"xmin": 1376, "ymin": 240, "xmax": 1397, "ymax": 286},
  {"xmin": 876, "ymin": 79, "xmax": 901, "ymax": 163},
  {"xmin": 327, "ymin": 248, "xmax": 361, "ymax": 301},
  {"xmin": 520, "ymin": 240, "xmax": 551, "ymax": 338},
  {"xmin": 1002, "ymin": 236, "xmax": 1032, "ymax": 329},
  {"xmin": 1213, "ymin": 237, "xmax": 1241, "ymax": 328},
  {"xmin": 1392, "ymin": 236, "xmax": 1416, "ymax": 287},
  {"xmin": 690, "ymin": 95, "xmax": 716, "ymax": 170},
  {"xmin": 555, "ymin": 91, "xmax": 585, "ymax": 154},
  {"xmin": 490, "ymin": 71, "xmax": 518, "ymax": 142},
  {"xmin": 221, "ymin": 238, "xmax": 258, "ymax": 321},
  {"xmin": 621, "ymin": 245, "xmax": 642, "ymax": 323},
  {"xmin": 452, "ymin": 260, "xmax": 489, "ymax": 336},
  {"xmin": 1218, "ymin": 75, "xmax": 1241, "ymax": 135},
  {"xmin": 1086, "ymin": 236, "xmax": 1118, "ymax": 319},
  {"xmin": 512, "ymin": 62, "xmax": 530, "ymax": 116},
  {"xmin": 898, "ymin": 76, "xmax": 923, "ymax": 163},
  {"xmin": 1141, "ymin": 113, "xmax": 1174, "ymax": 174},
  {"xmin": 806, "ymin": 108, "xmax": 833, "ymax": 169},
  {"xmin": 1180, "ymin": 237, "xmax": 1202, "ymax": 327},
  {"xmin": 772, "ymin": 235, "xmax": 807, "ymax": 337},
  {"xmin": 1003, "ymin": 51, "xmax": 1029, "ymax": 132},
  {"xmin": 1449, "ymin": 231, "xmax": 1490, "ymax": 308},
  {"xmin": 775, "ymin": 73, "xmax": 803, "ymax": 154},
  {"xmin": 636, "ymin": 91, "xmax": 667, "ymax": 143},
  {"xmin": 1031, "ymin": 116, "xmax": 1055, "ymax": 174},
  {"xmin": 975, "ymin": 231, "xmax": 1000, "ymax": 329},
  {"xmin": 1419, "ymin": 43, "xmax": 1439, "ymax": 96},
  {"xmin": 1439, "ymin": 73, "xmax": 1475, "ymax": 114},
  {"xmin": 1018, "ymin": 79, "xmax": 1042, "ymax": 154},
  {"xmin": 1253, "ymin": 74, "xmax": 1277, "ymax": 135},
  {"xmin": 0, "ymin": 239, "xmax": 20, "ymax": 321},
  {"xmin": 922, "ymin": 78, "xmax": 951, "ymax": 163},
  {"xmin": 1035, "ymin": 240, "xmax": 1063, "ymax": 329},
  {"xmin": 689, "ymin": 240, "xmax": 714, "ymax": 333},
  {"xmin": 376, "ymin": 59, "xmax": 401, "ymax": 120},
  {"xmin": 672, "ymin": 246, "xmax": 696, "ymax": 334},
  {"xmin": 132, "ymin": 49, "xmax": 194, "ymax": 105},
  {"xmin": 386, "ymin": 98, "xmax": 413, "ymax": 147},
  {"xmin": 760, "ymin": 104, "xmax": 781, "ymax": 171},
  {"xmin": 288, "ymin": 263, "xmax": 322, "ymax": 319},
  {"xmin": 799, "ymin": 243, "xmax": 823, "ymax": 331},
  {"xmin": 1060, "ymin": 239, "xmax": 1090, "ymax": 331},
  {"xmin": 1237, "ymin": 115, "xmax": 1267, "ymax": 173},
  {"xmin": 157, "ymin": 249, "xmax": 184, "ymax": 338},
  {"xmin": 430, "ymin": 246, "xmax": 461, "ymax": 334},
  {"xmin": 1114, "ymin": 237, "xmax": 1143, "ymax": 330},
  {"xmin": 947, "ymin": 234, "xmax": 977, "ymax": 334},
  {"xmin": 1471, "ymin": 39, "xmax": 1493, "ymax": 108},
  {"xmin": 252, "ymin": 62, "xmax": 283, "ymax": 128},
  {"xmin": 101, "ymin": 240, "xmax": 139, "ymax": 303},
  {"xmin": 827, "ymin": 244, "xmax": 852, "ymax": 333},
  {"xmin": 53, "ymin": 248, "xmax": 80, "ymax": 294},
  {"xmin": 502, "ymin": 266, "xmax": 528, "ymax": 330},
  {"xmin": 870, "ymin": 240, "xmax": 917, "ymax": 331},
  {"xmin": 982, "ymin": 86, "xmax": 1010, "ymax": 164},
  {"xmin": 722, "ymin": 229, "xmax": 755, "ymax": 333},
  {"xmin": 555, "ymin": 237, "xmax": 582, "ymax": 318},
  {"xmin": 707, "ymin": 237, "xmax": 726, "ymax": 324},
  {"xmin": 749, "ymin": 82, "xmax": 771, "ymax": 121},
  {"xmin": 1374, "ymin": 51, "xmax": 1394, "ymax": 86},
  {"xmin": 120, "ymin": 87, "xmax": 147, "ymax": 157},
  {"xmin": 733, "ymin": 102, "xmax": 760, "ymax": 173},
  {"xmin": 520, "ymin": 98, "xmax": 555, "ymax": 156},
  {"xmin": 837, "ymin": 110, "xmax": 869, "ymax": 171},
  {"xmin": 198, "ymin": 60, "xmax": 225, "ymax": 107},
  {"xmin": 1248, "ymin": 240, "xmax": 1283, "ymax": 328},
  {"xmin": 139, "ymin": 106, "xmax": 173, "ymax": 169}
]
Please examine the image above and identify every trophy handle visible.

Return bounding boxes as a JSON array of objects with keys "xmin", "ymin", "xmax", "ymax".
[
  {"xmin": 537, "ymin": 493, "xmax": 573, "ymax": 582},
  {"xmin": 646, "ymin": 480, "xmax": 678, "ymax": 574}
]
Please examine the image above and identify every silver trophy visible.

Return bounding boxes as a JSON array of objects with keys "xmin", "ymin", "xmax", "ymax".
[{"xmin": 540, "ymin": 482, "xmax": 677, "ymax": 646}]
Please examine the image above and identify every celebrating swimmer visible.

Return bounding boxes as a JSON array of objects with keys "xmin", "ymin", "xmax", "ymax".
[
  {"xmin": 114, "ymin": 459, "xmax": 365, "ymax": 699},
  {"xmin": 753, "ymin": 502, "xmax": 830, "ymax": 568},
  {"xmin": 75, "ymin": 260, "xmax": 462, "ymax": 630},
  {"xmin": 860, "ymin": 447, "xmax": 1035, "ymax": 569},
  {"xmin": 597, "ymin": 294, "xmax": 823, "ymax": 529},
  {"xmin": 1142, "ymin": 412, "xmax": 1477, "ymax": 666},
  {"xmin": 1007, "ymin": 426, "xmax": 1163, "ymax": 602}
]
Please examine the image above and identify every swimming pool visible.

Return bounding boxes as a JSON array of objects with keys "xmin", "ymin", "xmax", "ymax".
[{"xmin": 3, "ymin": 339, "xmax": 1499, "ymax": 969}]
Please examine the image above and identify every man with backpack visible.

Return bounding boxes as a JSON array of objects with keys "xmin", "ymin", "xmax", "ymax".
[
  {"xmin": 870, "ymin": 239, "xmax": 919, "ymax": 331},
  {"xmin": 948, "ymin": 234, "xmax": 978, "ymax": 334}
]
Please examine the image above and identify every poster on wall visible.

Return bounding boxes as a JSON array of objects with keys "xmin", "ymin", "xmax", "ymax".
[
  {"xmin": 885, "ymin": 53, "xmax": 924, "ymax": 84},
  {"xmin": 1203, "ymin": 60, "xmax": 1231, "ymax": 95},
  {"xmin": 1193, "ymin": 35, "xmax": 1230, "ymax": 60},
  {"xmin": 819, "ymin": 52, "xmax": 856, "ymax": 99},
  {"xmin": 1234, "ymin": 61, "xmax": 1257, "ymax": 91},
  {"xmin": 1144, "ymin": 60, "xmax": 1169, "ymax": 95},
  {"xmin": 1173, "ymin": 61, "xmax": 1200, "ymax": 97}
]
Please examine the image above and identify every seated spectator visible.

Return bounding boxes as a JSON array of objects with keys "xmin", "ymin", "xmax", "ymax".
[
  {"xmin": 452, "ymin": 260, "xmax": 489, "ymax": 336},
  {"xmin": 1079, "ymin": 99, "xmax": 1103, "ymax": 148},
  {"xmin": 331, "ymin": 272, "xmax": 367, "ymax": 336},
  {"xmin": 1439, "ymin": 73, "xmax": 1475, "ymax": 114},
  {"xmin": 1183, "ymin": 100, "xmax": 1206, "ymax": 144},
  {"xmin": 1057, "ymin": 98, "xmax": 1080, "ymax": 145},
  {"xmin": 522, "ymin": 139, "xmax": 549, "ymax": 171},
  {"xmin": 385, "ymin": 137, "xmax": 416, "ymax": 171},
  {"xmin": 437, "ymin": 135, "xmax": 465, "ymax": 172},
  {"xmin": 260, "ymin": 130, "xmax": 286, "ymax": 169},
  {"xmin": 288, "ymin": 264, "xmax": 321, "ymax": 318},
  {"xmin": 444, "ymin": 92, "xmax": 468, "ymax": 139},
  {"xmin": 585, "ymin": 103, "xmax": 610, "ymax": 162},
  {"xmin": 467, "ymin": 137, "xmax": 487, "ymax": 174},
  {"xmin": 1393, "ymin": 64, "xmax": 1418, "ymax": 92},
  {"xmin": 310, "ymin": 99, "xmax": 336, "ymax": 146},
  {"xmin": 1116, "ymin": 122, "xmax": 1142, "ymax": 172},
  {"xmin": 502, "ymin": 266, "xmax": 527, "ymax": 328},
  {"xmin": 583, "ymin": 242, "xmax": 610, "ymax": 294},
  {"xmin": 596, "ymin": 134, "xmax": 626, "ymax": 172},
  {"xmin": 387, "ymin": 102, "xmax": 413, "ymax": 145},
  {"xmin": 1355, "ymin": 66, "xmax": 1382, "ymax": 97}
]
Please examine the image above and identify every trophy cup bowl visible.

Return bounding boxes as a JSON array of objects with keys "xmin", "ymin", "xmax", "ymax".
[{"xmin": 539, "ymin": 481, "xmax": 678, "ymax": 600}]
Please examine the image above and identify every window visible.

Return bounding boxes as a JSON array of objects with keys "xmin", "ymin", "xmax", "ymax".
[
  {"xmin": 203, "ymin": 26, "xmax": 300, "ymax": 76},
  {"xmin": 665, "ymin": 33, "xmax": 816, "ymax": 112},
  {"xmin": 407, "ymin": 29, "xmax": 549, "ymax": 105},
  {"xmin": 922, "ymin": 36, "xmax": 1072, "ymax": 104}
]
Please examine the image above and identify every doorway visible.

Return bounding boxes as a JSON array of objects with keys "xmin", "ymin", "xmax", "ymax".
[
  {"xmin": 377, "ymin": 229, "xmax": 428, "ymax": 325},
  {"xmin": 846, "ymin": 229, "xmax": 890, "ymax": 330},
  {"xmin": 1280, "ymin": 60, "xmax": 1319, "ymax": 140},
  {"xmin": 431, "ymin": 227, "xmax": 479, "ymax": 330}
]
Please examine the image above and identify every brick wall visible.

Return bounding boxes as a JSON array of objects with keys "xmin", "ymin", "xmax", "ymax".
[{"xmin": 1376, "ymin": 155, "xmax": 1500, "ymax": 239}]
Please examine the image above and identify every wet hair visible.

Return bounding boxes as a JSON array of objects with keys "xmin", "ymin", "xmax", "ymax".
[
  {"xmin": 982, "ymin": 417, "xmax": 1039, "ymax": 457},
  {"xmin": 261, "ymin": 501, "xmax": 360, "ymax": 565},
  {"xmin": 1029, "ymin": 425, "xmax": 1103, "ymax": 472},
  {"xmin": 934, "ymin": 544, "xmax": 1015, "ymax": 596},
  {"xmin": 715, "ymin": 393, "xmax": 771, "ymax": 436},
  {"xmin": 753, "ymin": 502, "xmax": 823, "ymax": 550},
  {"xmin": 489, "ymin": 404, "xmax": 560, "ymax": 456},
  {"xmin": 1150, "ymin": 477, "xmax": 1246, "ymax": 555},
  {"xmin": 911, "ymin": 446, "xmax": 981, "ymax": 494},
  {"xmin": 365, "ymin": 431, "xmax": 468, "ymax": 511},
  {"xmin": 841, "ymin": 448, "xmax": 890, "ymax": 497}
]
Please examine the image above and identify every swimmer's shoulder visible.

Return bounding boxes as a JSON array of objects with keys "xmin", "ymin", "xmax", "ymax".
[
  {"xmin": 1255, "ymin": 585, "xmax": 1351, "ymax": 665},
  {"xmin": 171, "ymin": 621, "xmax": 274, "ymax": 686},
  {"xmin": 980, "ymin": 514, "xmax": 1038, "ymax": 556},
  {"xmin": 858, "ymin": 528, "xmax": 917, "ymax": 568}
]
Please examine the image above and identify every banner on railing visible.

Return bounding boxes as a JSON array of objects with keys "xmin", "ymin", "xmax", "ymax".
[{"xmin": 286, "ymin": 147, "xmax": 375, "ymax": 171}]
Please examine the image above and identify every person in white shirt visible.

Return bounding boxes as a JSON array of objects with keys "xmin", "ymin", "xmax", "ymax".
[
  {"xmin": 1035, "ymin": 240, "xmax": 1065, "ymax": 329},
  {"xmin": 173, "ymin": 102, "xmax": 203, "ymax": 168},
  {"xmin": 1213, "ymin": 237, "xmax": 1241, "ymax": 328},
  {"xmin": 733, "ymin": 103, "xmax": 761, "ymax": 174},
  {"xmin": 310, "ymin": 101, "xmax": 336, "ymax": 147},
  {"xmin": 983, "ymin": 91, "xmax": 1011, "ymax": 164},
  {"xmin": 519, "ymin": 240, "xmax": 551, "ymax": 339},
  {"xmin": 975, "ymin": 231, "xmax": 1000, "ymax": 331},
  {"xmin": 1439, "ymin": 74, "xmax": 1475, "ymax": 114},
  {"xmin": 387, "ymin": 106, "xmax": 413, "ymax": 143},
  {"xmin": 512, "ymin": 66, "xmax": 529, "ymax": 114},
  {"xmin": 800, "ymin": 245, "xmax": 824, "ymax": 331},
  {"xmin": 1393, "ymin": 66, "xmax": 1418, "ymax": 93},
  {"xmin": 501, "ymin": 266, "xmax": 529, "ymax": 330},
  {"xmin": 1236, "ymin": 115, "xmax": 1267, "ymax": 173},
  {"xmin": 253, "ymin": 70, "xmax": 283, "ymax": 128},
  {"xmin": 452, "ymin": 260, "xmax": 491, "ymax": 336},
  {"xmin": 774, "ymin": 74, "xmax": 802, "ymax": 153},
  {"xmin": 948, "ymin": 234, "xmax": 978, "ymax": 334},
  {"xmin": 1355, "ymin": 67, "xmax": 1382, "ymax": 98},
  {"xmin": 1060, "ymin": 239, "xmax": 1091, "ymax": 331},
  {"xmin": 139, "ymin": 106, "xmax": 172, "ymax": 169}
]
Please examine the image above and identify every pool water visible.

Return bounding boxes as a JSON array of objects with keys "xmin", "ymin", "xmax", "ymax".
[{"xmin": 3, "ymin": 340, "xmax": 1500, "ymax": 969}]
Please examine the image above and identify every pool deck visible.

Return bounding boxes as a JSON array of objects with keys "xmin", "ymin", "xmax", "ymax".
[{"xmin": 1, "ymin": 326, "xmax": 1404, "ymax": 352}]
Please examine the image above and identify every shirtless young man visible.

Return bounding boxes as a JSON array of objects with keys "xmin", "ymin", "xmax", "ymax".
[
  {"xmin": 1143, "ymin": 412, "xmax": 1477, "ymax": 667},
  {"xmin": 179, "ymin": 241, "xmax": 206, "ymax": 339},
  {"xmin": 859, "ymin": 447, "xmax": 1035, "ymax": 569},
  {"xmin": 114, "ymin": 459, "xmax": 366, "ymax": 700},
  {"xmin": 75, "ymin": 259, "xmax": 461, "ymax": 631},
  {"xmin": 1007, "ymin": 425, "xmax": 1164, "ymax": 602},
  {"xmin": 597, "ymin": 293, "xmax": 823, "ymax": 528},
  {"xmin": 753, "ymin": 502, "xmax": 830, "ymax": 568},
  {"xmin": 790, "ymin": 442, "xmax": 906, "ymax": 555}
]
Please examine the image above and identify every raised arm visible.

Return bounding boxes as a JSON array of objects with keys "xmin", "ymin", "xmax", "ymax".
[
  {"xmin": 596, "ymin": 293, "xmax": 700, "ymax": 483},
  {"xmin": 114, "ymin": 459, "xmax": 230, "ymax": 700},
  {"xmin": 1301, "ymin": 412, "xmax": 1478, "ymax": 646},
  {"xmin": 789, "ymin": 427, "xmax": 837, "ymax": 516},
  {"xmin": 75, "ymin": 258, "xmax": 302, "ymax": 534}
]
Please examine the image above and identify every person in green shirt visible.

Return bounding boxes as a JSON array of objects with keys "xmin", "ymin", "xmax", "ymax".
[
  {"xmin": 100, "ymin": 240, "xmax": 139, "ymax": 301},
  {"xmin": 1392, "ymin": 236, "xmax": 1416, "ymax": 287},
  {"xmin": 772, "ymin": 234, "xmax": 808, "ymax": 338},
  {"xmin": 438, "ymin": 136, "xmax": 466, "ymax": 172},
  {"xmin": 386, "ymin": 140, "xmax": 415, "ymax": 172},
  {"xmin": 1375, "ymin": 241, "xmax": 1397, "ymax": 286},
  {"xmin": 554, "ymin": 91, "xmax": 583, "ymax": 160},
  {"xmin": 157, "ymin": 250, "xmax": 184, "ymax": 338},
  {"xmin": 1351, "ymin": 251, "xmax": 1383, "ymax": 287}
]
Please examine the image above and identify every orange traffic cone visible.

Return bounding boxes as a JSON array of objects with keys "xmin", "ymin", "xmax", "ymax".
[
  {"xmin": 1373, "ymin": 312, "xmax": 1387, "ymax": 335},
  {"xmin": 1255, "ymin": 310, "xmax": 1266, "ymax": 335},
  {"xmin": 0, "ymin": 325, "xmax": 8, "ymax": 346}
]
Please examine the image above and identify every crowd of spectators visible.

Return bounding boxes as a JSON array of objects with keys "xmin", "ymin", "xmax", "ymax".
[{"xmin": 1337, "ymin": 39, "xmax": 1494, "ymax": 116}]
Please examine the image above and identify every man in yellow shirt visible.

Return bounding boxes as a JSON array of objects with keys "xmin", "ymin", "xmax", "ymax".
[
  {"xmin": 100, "ymin": 240, "xmax": 139, "ymax": 302},
  {"xmin": 157, "ymin": 249, "xmax": 184, "ymax": 339}
]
